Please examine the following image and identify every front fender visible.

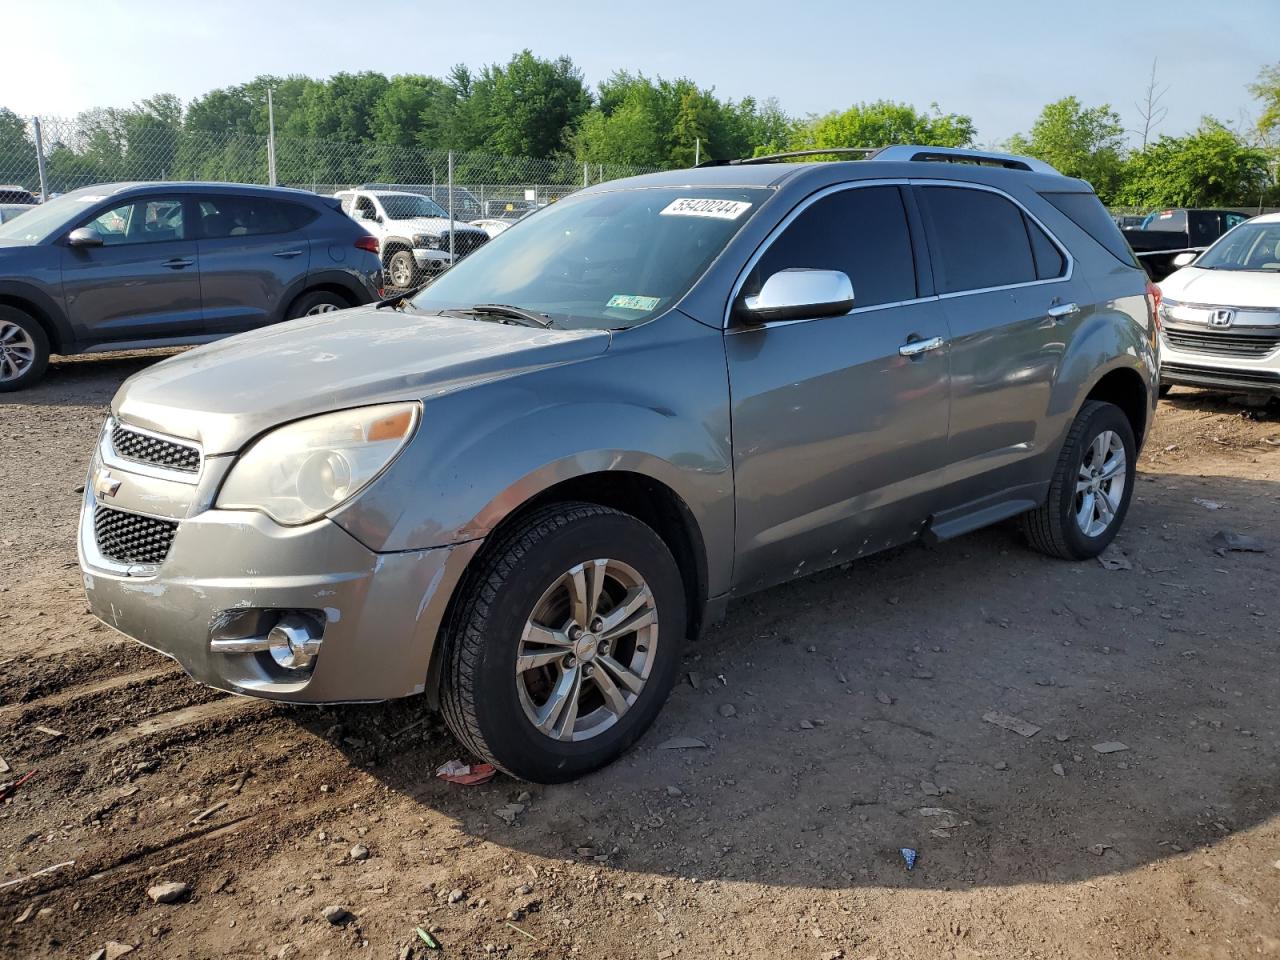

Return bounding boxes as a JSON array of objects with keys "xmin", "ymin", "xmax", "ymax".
[
  {"xmin": 331, "ymin": 312, "xmax": 735, "ymax": 595},
  {"xmin": 0, "ymin": 277, "xmax": 73, "ymax": 351}
]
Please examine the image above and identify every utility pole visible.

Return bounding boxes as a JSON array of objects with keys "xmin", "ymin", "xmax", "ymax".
[
  {"xmin": 447, "ymin": 150, "xmax": 455, "ymax": 262},
  {"xmin": 32, "ymin": 117, "xmax": 49, "ymax": 202},
  {"xmin": 266, "ymin": 87, "xmax": 278, "ymax": 186},
  {"xmin": 695, "ymin": 137, "xmax": 700, "ymax": 166}
]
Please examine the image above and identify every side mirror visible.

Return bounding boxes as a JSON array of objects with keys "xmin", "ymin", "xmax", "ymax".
[
  {"xmin": 1171, "ymin": 252, "xmax": 1197, "ymax": 268},
  {"xmin": 740, "ymin": 268, "xmax": 854, "ymax": 323},
  {"xmin": 67, "ymin": 227, "xmax": 103, "ymax": 248}
]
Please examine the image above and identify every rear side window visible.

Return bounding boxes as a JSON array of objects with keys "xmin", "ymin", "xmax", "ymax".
[
  {"xmin": 1043, "ymin": 192, "xmax": 1139, "ymax": 267},
  {"xmin": 745, "ymin": 185, "xmax": 917, "ymax": 309},
  {"xmin": 1025, "ymin": 215, "xmax": 1065, "ymax": 280},
  {"xmin": 919, "ymin": 186, "xmax": 1036, "ymax": 293},
  {"xmin": 197, "ymin": 196, "xmax": 314, "ymax": 238}
]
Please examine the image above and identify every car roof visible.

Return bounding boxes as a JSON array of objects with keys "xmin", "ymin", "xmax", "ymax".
[
  {"xmin": 1244, "ymin": 211, "xmax": 1280, "ymax": 224},
  {"xmin": 64, "ymin": 182, "xmax": 324, "ymax": 201}
]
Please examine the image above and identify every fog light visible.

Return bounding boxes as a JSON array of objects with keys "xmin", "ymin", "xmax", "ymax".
[{"xmin": 267, "ymin": 613, "xmax": 323, "ymax": 670}]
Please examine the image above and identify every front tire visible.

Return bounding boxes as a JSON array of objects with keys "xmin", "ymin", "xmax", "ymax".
[
  {"xmin": 439, "ymin": 502, "xmax": 686, "ymax": 783},
  {"xmin": 387, "ymin": 250, "xmax": 420, "ymax": 290},
  {"xmin": 0, "ymin": 306, "xmax": 50, "ymax": 392},
  {"xmin": 1021, "ymin": 400, "xmax": 1137, "ymax": 560}
]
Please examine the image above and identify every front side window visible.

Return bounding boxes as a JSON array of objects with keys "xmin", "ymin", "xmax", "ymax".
[
  {"xmin": 378, "ymin": 194, "xmax": 448, "ymax": 220},
  {"xmin": 742, "ymin": 185, "xmax": 917, "ymax": 309},
  {"xmin": 86, "ymin": 197, "xmax": 185, "ymax": 245},
  {"xmin": 1194, "ymin": 221, "xmax": 1280, "ymax": 271},
  {"xmin": 920, "ymin": 187, "xmax": 1037, "ymax": 293},
  {"xmin": 411, "ymin": 187, "xmax": 768, "ymax": 330}
]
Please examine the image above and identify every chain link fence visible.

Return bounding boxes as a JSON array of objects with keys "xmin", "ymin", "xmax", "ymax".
[{"xmin": 1, "ymin": 114, "xmax": 659, "ymax": 215}]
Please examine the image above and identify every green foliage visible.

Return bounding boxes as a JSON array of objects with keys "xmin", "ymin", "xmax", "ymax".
[
  {"xmin": 1251, "ymin": 63, "xmax": 1280, "ymax": 139},
  {"xmin": 1006, "ymin": 97, "xmax": 1125, "ymax": 201},
  {"xmin": 790, "ymin": 101, "xmax": 974, "ymax": 151},
  {"xmin": 1115, "ymin": 119, "xmax": 1272, "ymax": 207}
]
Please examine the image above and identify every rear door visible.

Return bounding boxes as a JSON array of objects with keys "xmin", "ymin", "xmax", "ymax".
[
  {"xmin": 61, "ymin": 194, "xmax": 202, "ymax": 344},
  {"xmin": 726, "ymin": 183, "xmax": 952, "ymax": 592},
  {"xmin": 195, "ymin": 194, "xmax": 314, "ymax": 334},
  {"xmin": 915, "ymin": 182, "xmax": 1083, "ymax": 504}
]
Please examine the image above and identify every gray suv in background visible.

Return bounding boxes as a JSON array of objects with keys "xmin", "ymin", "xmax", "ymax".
[
  {"xmin": 78, "ymin": 146, "xmax": 1158, "ymax": 782},
  {"xmin": 0, "ymin": 182, "xmax": 382, "ymax": 390}
]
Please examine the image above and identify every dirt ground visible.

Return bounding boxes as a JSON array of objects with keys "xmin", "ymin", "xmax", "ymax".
[{"xmin": 3, "ymin": 353, "xmax": 1280, "ymax": 960}]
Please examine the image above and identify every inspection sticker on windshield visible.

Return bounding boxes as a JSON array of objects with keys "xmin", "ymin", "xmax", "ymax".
[
  {"xmin": 659, "ymin": 198, "xmax": 752, "ymax": 220},
  {"xmin": 607, "ymin": 294, "xmax": 661, "ymax": 311}
]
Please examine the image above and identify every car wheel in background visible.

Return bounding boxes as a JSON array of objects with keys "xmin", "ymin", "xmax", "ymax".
[
  {"xmin": 387, "ymin": 250, "xmax": 420, "ymax": 290},
  {"xmin": 286, "ymin": 290, "xmax": 349, "ymax": 320},
  {"xmin": 439, "ymin": 502, "xmax": 686, "ymax": 783},
  {"xmin": 1020, "ymin": 400, "xmax": 1137, "ymax": 560},
  {"xmin": 0, "ymin": 306, "xmax": 50, "ymax": 392}
]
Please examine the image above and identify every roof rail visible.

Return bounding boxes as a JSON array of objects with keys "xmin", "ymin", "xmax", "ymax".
[
  {"xmin": 723, "ymin": 148, "xmax": 877, "ymax": 166},
  {"xmin": 867, "ymin": 145, "xmax": 1060, "ymax": 174}
]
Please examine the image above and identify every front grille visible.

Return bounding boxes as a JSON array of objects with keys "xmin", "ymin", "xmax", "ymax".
[
  {"xmin": 93, "ymin": 505, "xmax": 178, "ymax": 565},
  {"xmin": 1163, "ymin": 328, "xmax": 1280, "ymax": 359},
  {"xmin": 453, "ymin": 232, "xmax": 488, "ymax": 259},
  {"xmin": 1162, "ymin": 363, "xmax": 1280, "ymax": 387},
  {"xmin": 111, "ymin": 424, "xmax": 200, "ymax": 473}
]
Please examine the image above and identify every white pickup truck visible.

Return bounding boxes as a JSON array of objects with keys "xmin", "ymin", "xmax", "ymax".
[{"xmin": 334, "ymin": 189, "xmax": 490, "ymax": 288}]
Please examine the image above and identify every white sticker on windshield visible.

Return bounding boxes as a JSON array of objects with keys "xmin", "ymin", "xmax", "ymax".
[
  {"xmin": 607, "ymin": 294, "xmax": 660, "ymax": 311},
  {"xmin": 660, "ymin": 198, "xmax": 752, "ymax": 220}
]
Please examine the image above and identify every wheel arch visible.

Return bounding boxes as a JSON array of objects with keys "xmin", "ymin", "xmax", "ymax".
[
  {"xmin": 1082, "ymin": 365, "xmax": 1150, "ymax": 449},
  {"xmin": 0, "ymin": 283, "xmax": 71, "ymax": 353}
]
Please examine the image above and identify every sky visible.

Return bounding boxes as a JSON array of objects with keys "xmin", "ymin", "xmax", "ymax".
[{"xmin": 2, "ymin": 0, "xmax": 1276, "ymax": 146}]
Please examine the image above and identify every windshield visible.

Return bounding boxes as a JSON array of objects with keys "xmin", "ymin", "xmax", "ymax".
[
  {"xmin": 378, "ymin": 194, "xmax": 448, "ymax": 220},
  {"xmin": 410, "ymin": 187, "xmax": 769, "ymax": 329},
  {"xmin": 1195, "ymin": 221, "xmax": 1280, "ymax": 271},
  {"xmin": 0, "ymin": 190, "xmax": 104, "ymax": 242}
]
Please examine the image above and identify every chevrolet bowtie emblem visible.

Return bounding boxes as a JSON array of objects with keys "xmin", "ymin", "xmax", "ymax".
[{"xmin": 94, "ymin": 470, "xmax": 122, "ymax": 499}]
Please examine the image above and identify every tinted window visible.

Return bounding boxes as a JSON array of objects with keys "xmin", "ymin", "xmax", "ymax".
[
  {"xmin": 1042, "ymin": 191, "xmax": 1140, "ymax": 268},
  {"xmin": 197, "ymin": 196, "xmax": 310, "ymax": 238},
  {"xmin": 86, "ymin": 197, "xmax": 185, "ymax": 245},
  {"xmin": 1025, "ymin": 214, "xmax": 1065, "ymax": 280},
  {"xmin": 744, "ymin": 186, "xmax": 916, "ymax": 308},
  {"xmin": 920, "ymin": 187, "xmax": 1035, "ymax": 293},
  {"xmin": 1224, "ymin": 212, "xmax": 1250, "ymax": 230}
]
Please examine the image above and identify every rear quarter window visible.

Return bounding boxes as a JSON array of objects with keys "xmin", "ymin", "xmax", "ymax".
[{"xmin": 1041, "ymin": 192, "xmax": 1140, "ymax": 268}]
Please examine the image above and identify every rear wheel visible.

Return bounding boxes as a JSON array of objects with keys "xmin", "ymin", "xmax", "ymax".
[
  {"xmin": 1021, "ymin": 400, "xmax": 1136, "ymax": 560},
  {"xmin": 286, "ymin": 290, "xmax": 348, "ymax": 320},
  {"xmin": 0, "ymin": 306, "xmax": 50, "ymax": 392},
  {"xmin": 439, "ymin": 502, "xmax": 686, "ymax": 783}
]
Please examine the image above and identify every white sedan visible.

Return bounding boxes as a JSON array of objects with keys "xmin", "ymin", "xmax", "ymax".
[{"xmin": 1157, "ymin": 211, "xmax": 1279, "ymax": 400}]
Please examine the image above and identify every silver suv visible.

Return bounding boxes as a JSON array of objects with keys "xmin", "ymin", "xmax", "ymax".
[{"xmin": 79, "ymin": 147, "xmax": 1158, "ymax": 782}]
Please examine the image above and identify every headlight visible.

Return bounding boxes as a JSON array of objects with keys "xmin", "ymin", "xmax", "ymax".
[
  {"xmin": 413, "ymin": 234, "xmax": 442, "ymax": 250},
  {"xmin": 1158, "ymin": 297, "xmax": 1181, "ymax": 322},
  {"xmin": 216, "ymin": 403, "xmax": 420, "ymax": 525}
]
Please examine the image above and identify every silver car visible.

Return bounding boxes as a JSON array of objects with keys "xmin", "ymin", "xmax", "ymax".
[{"xmin": 79, "ymin": 146, "xmax": 1158, "ymax": 782}]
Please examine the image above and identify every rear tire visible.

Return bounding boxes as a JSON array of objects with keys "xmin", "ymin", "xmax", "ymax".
[
  {"xmin": 439, "ymin": 502, "xmax": 686, "ymax": 783},
  {"xmin": 286, "ymin": 289, "xmax": 349, "ymax": 320},
  {"xmin": 0, "ymin": 305, "xmax": 50, "ymax": 392},
  {"xmin": 1021, "ymin": 400, "xmax": 1136, "ymax": 560}
]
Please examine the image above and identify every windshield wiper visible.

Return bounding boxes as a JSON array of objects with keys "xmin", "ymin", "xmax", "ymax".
[
  {"xmin": 375, "ymin": 287, "xmax": 428, "ymax": 311},
  {"xmin": 466, "ymin": 303, "xmax": 553, "ymax": 328}
]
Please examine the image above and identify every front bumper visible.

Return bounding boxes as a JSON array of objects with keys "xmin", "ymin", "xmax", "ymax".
[
  {"xmin": 413, "ymin": 247, "xmax": 454, "ymax": 271},
  {"xmin": 78, "ymin": 422, "xmax": 479, "ymax": 703},
  {"xmin": 1160, "ymin": 337, "xmax": 1280, "ymax": 397}
]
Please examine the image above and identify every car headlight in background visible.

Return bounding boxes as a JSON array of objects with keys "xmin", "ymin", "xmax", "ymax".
[
  {"xmin": 413, "ymin": 234, "xmax": 443, "ymax": 250},
  {"xmin": 216, "ymin": 403, "xmax": 420, "ymax": 525},
  {"xmin": 1157, "ymin": 297, "xmax": 1181, "ymax": 324}
]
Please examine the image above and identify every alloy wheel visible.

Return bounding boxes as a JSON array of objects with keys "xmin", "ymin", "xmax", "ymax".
[
  {"xmin": 304, "ymin": 302, "xmax": 340, "ymax": 316},
  {"xmin": 0, "ymin": 321, "xmax": 36, "ymax": 382},
  {"xmin": 1074, "ymin": 429, "xmax": 1126, "ymax": 538},
  {"xmin": 516, "ymin": 558, "xmax": 659, "ymax": 742},
  {"xmin": 390, "ymin": 259, "xmax": 412, "ymax": 288}
]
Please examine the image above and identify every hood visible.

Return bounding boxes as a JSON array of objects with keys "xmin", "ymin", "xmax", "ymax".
[
  {"xmin": 113, "ymin": 306, "xmax": 610, "ymax": 454},
  {"xmin": 1159, "ymin": 267, "xmax": 1280, "ymax": 309},
  {"xmin": 384, "ymin": 217, "xmax": 486, "ymax": 237}
]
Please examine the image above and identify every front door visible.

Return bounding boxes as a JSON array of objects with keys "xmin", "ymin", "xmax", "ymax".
[
  {"xmin": 194, "ymin": 194, "xmax": 313, "ymax": 334},
  {"xmin": 61, "ymin": 195, "xmax": 202, "ymax": 345},
  {"xmin": 726, "ymin": 184, "xmax": 952, "ymax": 593}
]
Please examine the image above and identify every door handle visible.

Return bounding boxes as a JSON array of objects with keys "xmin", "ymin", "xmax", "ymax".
[
  {"xmin": 898, "ymin": 335, "xmax": 946, "ymax": 358},
  {"xmin": 162, "ymin": 257, "xmax": 194, "ymax": 269},
  {"xmin": 1047, "ymin": 302, "xmax": 1080, "ymax": 321},
  {"xmin": 273, "ymin": 249, "xmax": 304, "ymax": 259}
]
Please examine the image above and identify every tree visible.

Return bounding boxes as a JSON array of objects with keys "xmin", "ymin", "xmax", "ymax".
[
  {"xmin": 791, "ymin": 101, "xmax": 974, "ymax": 152},
  {"xmin": 1115, "ymin": 119, "xmax": 1271, "ymax": 207},
  {"xmin": 1134, "ymin": 59, "xmax": 1169, "ymax": 149},
  {"xmin": 1006, "ymin": 97, "xmax": 1125, "ymax": 200},
  {"xmin": 1250, "ymin": 62, "xmax": 1280, "ymax": 140},
  {"xmin": 0, "ymin": 108, "xmax": 36, "ymax": 189},
  {"xmin": 469, "ymin": 51, "xmax": 590, "ymax": 157}
]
